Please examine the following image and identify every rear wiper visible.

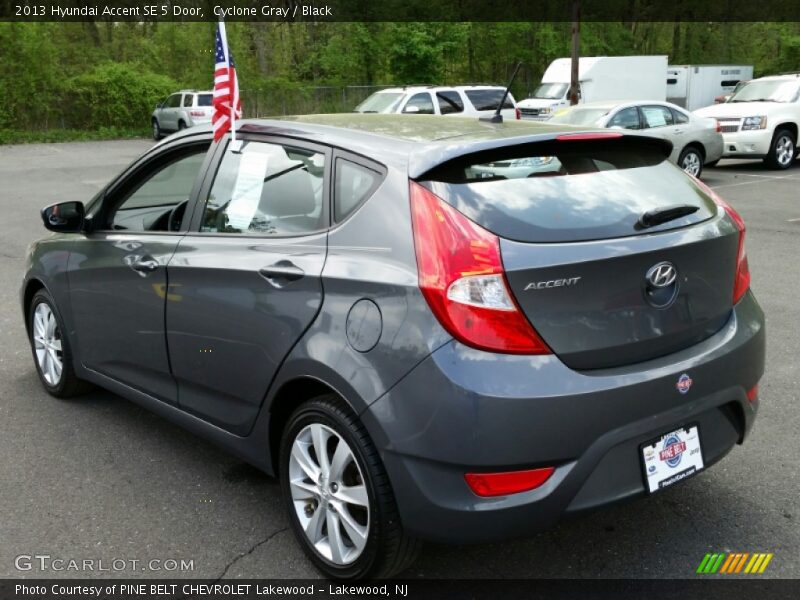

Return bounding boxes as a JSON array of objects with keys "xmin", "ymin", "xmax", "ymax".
[{"xmin": 637, "ymin": 204, "xmax": 699, "ymax": 229}]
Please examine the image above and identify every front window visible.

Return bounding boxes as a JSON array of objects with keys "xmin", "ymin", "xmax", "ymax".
[
  {"xmin": 107, "ymin": 148, "xmax": 208, "ymax": 231},
  {"xmin": 607, "ymin": 107, "xmax": 642, "ymax": 129},
  {"xmin": 729, "ymin": 80, "xmax": 800, "ymax": 103},
  {"xmin": 531, "ymin": 83, "xmax": 568, "ymax": 100},
  {"xmin": 403, "ymin": 93, "xmax": 435, "ymax": 114},
  {"xmin": 354, "ymin": 92, "xmax": 404, "ymax": 113}
]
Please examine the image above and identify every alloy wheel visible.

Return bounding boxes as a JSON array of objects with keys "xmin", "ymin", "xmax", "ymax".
[
  {"xmin": 32, "ymin": 303, "xmax": 63, "ymax": 386},
  {"xmin": 288, "ymin": 423, "xmax": 370, "ymax": 565},
  {"xmin": 776, "ymin": 135, "xmax": 794, "ymax": 167},
  {"xmin": 681, "ymin": 151, "xmax": 701, "ymax": 177}
]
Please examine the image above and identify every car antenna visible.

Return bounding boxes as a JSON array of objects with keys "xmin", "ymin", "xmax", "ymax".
[{"xmin": 480, "ymin": 62, "xmax": 522, "ymax": 124}]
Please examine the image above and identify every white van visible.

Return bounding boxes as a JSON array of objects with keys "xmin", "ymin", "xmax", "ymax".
[{"xmin": 518, "ymin": 56, "xmax": 668, "ymax": 120}]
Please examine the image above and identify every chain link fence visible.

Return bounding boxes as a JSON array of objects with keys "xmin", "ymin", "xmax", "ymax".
[{"xmin": 240, "ymin": 85, "xmax": 397, "ymax": 118}]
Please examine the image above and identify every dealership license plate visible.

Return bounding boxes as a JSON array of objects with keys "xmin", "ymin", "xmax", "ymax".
[{"xmin": 641, "ymin": 425, "xmax": 704, "ymax": 493}]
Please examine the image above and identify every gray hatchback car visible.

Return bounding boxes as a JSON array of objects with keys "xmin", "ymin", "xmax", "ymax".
[{"xmin": 22, "ymin": 115, "xmax": 764, "ymax": 580}]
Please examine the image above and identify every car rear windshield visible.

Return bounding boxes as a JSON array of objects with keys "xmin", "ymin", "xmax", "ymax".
[
  {"xmin": 197, "ymin": 94, "xmax": 213, "ymax": 107},
  {"xmin": 418, "ymin": 140, "xmax": 716, "ymax": 243},
  {"xmin": 355, "ymin": 92, "xmax": 405, "ymax": 113},
  {"xmin": 464, "ymin": 89, "xmax": 514, "ymax": 110}
]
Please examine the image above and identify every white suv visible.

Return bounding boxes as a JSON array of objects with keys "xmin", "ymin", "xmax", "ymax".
[
  {"xmin": 151, "ymin": 90, "xmax": 214, "ymax": 140},
  {"xmin": 695, "ymin": 74, "xmax": 800, "ymax": 169},
  {"xmin": 354, "ymin": 85, "xmax": 519, "ymax": 120}
]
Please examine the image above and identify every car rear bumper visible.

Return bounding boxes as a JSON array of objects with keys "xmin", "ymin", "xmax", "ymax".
[{"xmin": 361, "ymin": 292, "xmax": 764, "ymax": 544}]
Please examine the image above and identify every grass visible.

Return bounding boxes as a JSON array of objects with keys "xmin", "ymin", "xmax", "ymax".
[{"xmin": 0, "ymin": 127, "xmax": 151, "ymax": 145}]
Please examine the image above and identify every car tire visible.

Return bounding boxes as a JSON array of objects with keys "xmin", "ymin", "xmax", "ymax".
[
  {"xmin": 152, "ymin": 119, "xmax": 162, "ymax": 140},
  {"xmin": 28, "ymin": 289, "xmax": 93, "ymax": 398},
  {"xmin": 279, "ymin": 394, "xmax": 420, "ymax": 580},
  {"xmin": 764, "ymin": 128, "xmax": 796, "ymax": 170},
  {"xmin": 679, "ymin": 146, "xmax": 704, "ymax": 178}
]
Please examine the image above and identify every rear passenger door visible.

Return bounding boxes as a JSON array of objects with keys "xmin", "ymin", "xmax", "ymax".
[
  {"xmin": 640, "ymin": 105, "xmax": 679, "ymax": 161},
  {"xmin": 166, "ymin": 136, "xmax": 330, "ymax": 434}
]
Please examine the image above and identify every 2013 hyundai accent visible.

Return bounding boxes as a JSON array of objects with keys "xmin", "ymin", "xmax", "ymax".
[{"xmin": 22, "ymin": 115, "xmax": 765, "ymax": 579}]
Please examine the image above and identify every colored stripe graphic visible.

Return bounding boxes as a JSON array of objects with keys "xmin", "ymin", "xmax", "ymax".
[{"xmin": 697, "ymin": 552, "xmax": 773, "ymax": 574}]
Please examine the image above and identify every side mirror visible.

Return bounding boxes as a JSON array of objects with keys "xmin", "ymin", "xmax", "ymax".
[
  {"xmin": 156, "ymin": 102, "xmax": 163, "ymax": 109},
  {"xmin": 403, "ymin": 105, "xmax": 420, "ymax": 114},
  {"xmin": 41, "ymin": 201, "xmax": 85, "ymax": 233}
]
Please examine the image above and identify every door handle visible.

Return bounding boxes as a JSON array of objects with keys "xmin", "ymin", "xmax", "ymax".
[
  {"xmin": 259, "ymin": 261, "xmax": 305, "ymax": 283},
  {"xmin": 130, "ymin": 257, "xmax": 159, "ymax": 273}
]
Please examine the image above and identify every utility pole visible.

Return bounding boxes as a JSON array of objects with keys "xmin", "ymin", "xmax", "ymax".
[{"xmin": 569, "ymin": 0, "xmax": 581, "ymax": 106}]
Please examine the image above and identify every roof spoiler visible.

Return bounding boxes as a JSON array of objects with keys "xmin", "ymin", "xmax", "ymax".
[
  {"xmin": 479, "ymin": 62, "xmax": 522, "ymax": 124},
  {"xmin": 410, "ymin": 132, "xmax": 673, "ymax": 180}
]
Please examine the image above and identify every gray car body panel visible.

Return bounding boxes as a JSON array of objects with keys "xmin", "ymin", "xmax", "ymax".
[{"xmin": 21, "ymin": 114, "xmax": 764, "ymax": 543}]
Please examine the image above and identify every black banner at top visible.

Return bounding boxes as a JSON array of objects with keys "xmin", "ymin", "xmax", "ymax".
[{"xmin": 3, "ymin": 0, "xmax": 800, "ymax": 22}]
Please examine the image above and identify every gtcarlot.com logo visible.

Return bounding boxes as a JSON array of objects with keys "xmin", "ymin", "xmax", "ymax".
[{"xmin": 697, "ymin": 552, "xmax": 774, "ymax": 574}]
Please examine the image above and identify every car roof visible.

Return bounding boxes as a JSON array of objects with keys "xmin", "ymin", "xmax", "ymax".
[
  {"xmin": 752, "ymin": 74, "xmax": 800, "ymax": 82},
  {"xmin": 373, "ymin": 85, "xmax": 506, "ymax": 94},
  {"xmin": 166, "ymin": 113, "xmax": 671, "ymax": 178}
]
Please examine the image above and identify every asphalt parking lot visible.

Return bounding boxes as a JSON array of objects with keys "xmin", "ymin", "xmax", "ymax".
[{"xmin": 0, "ymin": 139, "xmax": 798, "ymax": 580}]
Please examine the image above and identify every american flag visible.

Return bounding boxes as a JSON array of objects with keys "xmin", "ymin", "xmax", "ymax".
[{"xmin": 212, "ymin": 21, "xmax": 241, "ymax": 142}]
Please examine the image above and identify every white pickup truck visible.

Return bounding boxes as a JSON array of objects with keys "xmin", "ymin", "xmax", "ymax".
[{"xmin": 695, "ymin": 74, "xmax": 800, "ymax": 169}]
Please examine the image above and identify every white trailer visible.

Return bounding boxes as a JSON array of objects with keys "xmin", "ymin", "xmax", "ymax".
[
  {"xmin": 517, "ymin": 55, "xmax": 668, "ymax": 120},
  {"xmin": 666, "ymin": 65, "xmax": 754, "ymax": 111}
]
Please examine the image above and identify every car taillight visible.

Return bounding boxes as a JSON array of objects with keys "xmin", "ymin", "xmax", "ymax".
[
  {"xmin": 746, "ymin": 384, "xmax": 759, "ymax": 402},
  {"xmin": 515, "ymin": 107, "xmax": 521, "ymax": 120},
  {"xmin": 701, "ymin": 184, "xmax": 750, "ymax": 304},
  {"xmin": 465, "ymin": 467, "xmax": 555, "ymax": 497},
  {"xmin": 409, "ymin": 181, "xmax": 551, "ymax": 354}
]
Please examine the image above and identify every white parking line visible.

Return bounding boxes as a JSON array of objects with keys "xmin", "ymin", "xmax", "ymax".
[{"xmin": 710, "ymin": 173, "xmax": 800, "ymax": 189}]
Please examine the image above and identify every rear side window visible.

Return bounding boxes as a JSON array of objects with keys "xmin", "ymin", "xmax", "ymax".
[
  {"xmin": 202, "ymin": 141, "xmax": 326, "ymax": 236},
  {"xmin": 672, "ymin": 109, "xmax": 690, "ymax": 124},
  {"xmin": 334, "ymin": 159, "xmax": 383, "ymax": 222},
  {"xmin": 183, "ymin": 94, "xmax": 194, "ymax": 107},
  {"xmin": 464, "ymin": 89, "xmax": 514, "ymax": 110},
  {"xmin": 436, "ymin": 91, "xmax": 464, "ymax": 115},
  {"xmin": 197, "ymin": 94, "xmax": 213, "ymax": 107},
  {"xmin": 419, "ymin": 140, "xmax": 716, "ymax": 243}
]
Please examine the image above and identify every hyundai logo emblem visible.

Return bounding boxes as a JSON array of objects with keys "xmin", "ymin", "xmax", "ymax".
[{"xmin": 646, "ymin": 262, "xmax": 678, "ymax": 289}]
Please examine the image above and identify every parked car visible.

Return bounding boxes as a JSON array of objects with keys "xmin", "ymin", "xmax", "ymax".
[
  {"xmin": 695, "ymin": 74, "xmax": 800, "ymax": 169},
  {"xmin": 23, "ymin": 114, "xmax": 763, "ymax": 580},
  {"xmin": 354, "ymin": 85, "xmax": 518, "ymax": 120},
  {"xmin": 151, "ymin": 90, "xmax": 214, "ymax": 140},
  {"xmin": 550, "ymin": 100, "xmax": 723, "ymax": 177}
]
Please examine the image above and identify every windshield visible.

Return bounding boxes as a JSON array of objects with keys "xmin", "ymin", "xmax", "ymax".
[
  {"xmin": 550, "ymin": 107, "xmax": 609, "ymax": 125},
  {"xmin": 532, "ymin": 83, "xmax": 568, "ymax": 100},
  {"xmin": 354, "ymin": 92, "xmax": 405, "ymax": 113},
  {"xmin": 729, "ymin": 80, "xmax": 800, "ymax": 103}
]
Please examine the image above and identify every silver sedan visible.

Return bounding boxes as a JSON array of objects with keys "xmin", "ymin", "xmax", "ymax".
[{"xmin": 550, "ymin": 100, "xmax": 724, "ymax": 178}]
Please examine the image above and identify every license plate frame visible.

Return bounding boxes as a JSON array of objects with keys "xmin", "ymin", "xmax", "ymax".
[{"xmin": 640, "ymin": 423, "xmax": 705, "ymax": 494}]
